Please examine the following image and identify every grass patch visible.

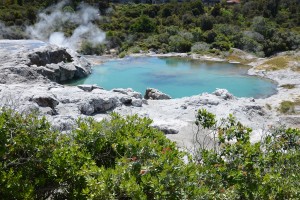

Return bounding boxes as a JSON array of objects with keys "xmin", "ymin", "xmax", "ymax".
[
  {"xmin": 226, "ymin": 54, "xmax": 252, "ymax": 64},
  {"xmin": 281, "ymin": 84, "xmax": 296, "ymax": 89},
  {"xmin": 279, "ymin": 101, "xmax": 295, "ymax": 114},
  {"xmin": 118, "ymin": 51, "xmax": 127, "ymax": 58},
  {"xmin": 256, "ymin": 56, "xmax": 289, "ymax": 71},
  {"xmin": 128, "ymin": 46, "xmax": 142, "ymax": 54},
  {"xmin": 279, "ymin": 100, "xmax": 300, "ymax": 114}
]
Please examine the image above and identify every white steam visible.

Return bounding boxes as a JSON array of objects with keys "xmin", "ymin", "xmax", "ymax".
[
  {"xmin": 26, "ymin": 0, "xmax": 105, "ymax": 50},
  {"xmin": 0, "ymin": 22, "xmax": 26, "ymax": 39},
  {"xmin": 0, "ymin": 22, "xmax": 13, "ymax": 39}
]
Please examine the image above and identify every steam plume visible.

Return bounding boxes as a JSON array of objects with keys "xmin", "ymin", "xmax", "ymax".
[
  {"xmin": 26, "ymin": 0, "xmax": 105, "ymax": 50},
  {"xmin": 0, "ymin": 22, "xmax": 26, "ymax": 39}
]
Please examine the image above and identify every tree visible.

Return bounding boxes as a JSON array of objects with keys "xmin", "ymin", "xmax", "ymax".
[
  {"xmin": 200, "ymin": 15, "xmax": 214, "ymax": 31},
  {"xmin": 169, "ymin": 35, "xmax": 192, "ymax": 52},
  {"xmin": 130, "ymin": 15, "xmax": 156, "ymax": 33}
]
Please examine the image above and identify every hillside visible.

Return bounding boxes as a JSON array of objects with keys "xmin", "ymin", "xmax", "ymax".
[{"xmin": 0, "ymin": 0, "xmax": 299, "ymax": 57}]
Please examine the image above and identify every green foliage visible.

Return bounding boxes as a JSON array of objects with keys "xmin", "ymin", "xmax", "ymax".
[
  {"xmin": 279, "ymin": 101, "xmax": 296, "ymax": 114},
  {"xmin": 169, "ymin": 35, "xmax": 192, "ymax": 52},
  {"xmin": 0, "ymin": 108, "xmax": 299, "ymax": 199},
  {"xmin": 79, "ymin": 41, "xmax": 106, "ymax": 55},
  {"xmin": 130, "ymin": 15, "xmax": 156, "ymax": 33},
  {"xmin": 212, "ymin": 35, "xmax": 232, "ymax": 51},
  {"xmin": 191, "ymin": 42, "xmax": 210, "ymax": 53},
  {"xmin": 0, "ymin": 109, "xmax": 61, "ymax": 199},
  {"xmin": 1, "ymin": 0, "xmax": 300, "ymax": 56},
  {"xmin": 118, "ymin": 51, "xmax": 126, "ymax": 58},
  {"xmin": 195, "ymin": 109, "xmax": 300, "ymax": 199},
  {"xmin": 0, "ymin": 109, "xmax": 199, "ymax": 199},
  {"xmin": 200, "ymin": 15, "xmax": 214, "ymax": 31},
  {"xmin": 195, "ymin": 108, "xmax": 216, "ymax": 129}
]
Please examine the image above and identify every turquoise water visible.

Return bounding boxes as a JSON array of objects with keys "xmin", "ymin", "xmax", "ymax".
[{"xmin": 71, "ymin": 56, "xmax": 277, "ymax": 98}]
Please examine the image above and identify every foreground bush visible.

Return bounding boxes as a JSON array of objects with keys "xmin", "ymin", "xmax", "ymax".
[
  {"xmin": 0, "ymin": 110, "xmax": 198, "ymax": 199},
  {"xmin": 0, "ymin": 109, "xmax": 299, "ymax": 199},
  {"xmin": 194, "ymin": 109, "xmax": 300, "ymax": 199}
]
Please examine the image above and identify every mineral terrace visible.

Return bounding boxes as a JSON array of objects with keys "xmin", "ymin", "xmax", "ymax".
[{"xmin": 1, "ymin": 40, "xmax": 299, "ymax": 150}]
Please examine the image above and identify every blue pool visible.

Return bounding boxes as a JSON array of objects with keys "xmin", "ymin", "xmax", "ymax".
[{"xmin": 71, "ymin": 56, "xmax": 277, "ymax": 98}]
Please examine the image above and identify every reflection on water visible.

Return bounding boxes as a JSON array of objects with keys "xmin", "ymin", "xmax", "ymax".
[{"xmin": 70, "ymin": 56, "xmax": 277, "ymax": 98}]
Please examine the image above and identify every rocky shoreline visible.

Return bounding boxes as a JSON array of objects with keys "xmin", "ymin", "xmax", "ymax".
[{"xmin": 0, "ymin": 40, "xmax": 299, "ymax": 150}]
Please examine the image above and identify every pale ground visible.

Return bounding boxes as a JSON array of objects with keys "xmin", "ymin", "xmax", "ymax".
[{"xmin": 0, "ymin": 40, "xmax": 299, "ymax": 151}]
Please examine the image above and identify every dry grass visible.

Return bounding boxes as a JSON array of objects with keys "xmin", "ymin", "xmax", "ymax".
[
  {"xmin": 256, "ymin": 56, "xmax": 290, "ymax": 71},
  {"xmin": 279, "ymin": 99, "xmax": 300, "ymax": 114},
  {"xmin": 256, "ymin": 55, "xmax": 300, "ymax": 72},
  {"xmin": 280, "ymin": 84, "xmax": 296, "ymax": 89},
  {"xmin": 226, "ymin": 55, "xmax": 252, "ymax": 64}
]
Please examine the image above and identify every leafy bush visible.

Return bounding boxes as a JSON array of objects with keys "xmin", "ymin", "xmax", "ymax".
[
  {"xmin": 0, "ymin": 110, "xmax": 198, "ymax": 199},
  {"xmin": 130, "ymin": 15, "xmax": 156, "ymax": 33},
  {"xmin": 194, "ymin": 109, "xmax": 300, "ymax": 199},
  {"xmin": 128, "ymin": 46, "xmax": 142, "ymax": 54},
  {"xmin": 118, "ymin": 51, "xmax": 126, "ymax": 58},
  {"xmin": 200, "ymin": 15, "xmax": 214, "ymax": 31},
  {"xmin": 169, "ymin": 35, "xmax": 192, "ymax": 52},
  {"xmin": 79, "ymin": 41, "xmax": 105, "ymax": 55},
  {"xmin": 1, "ymin": 108, "xmax": 299, "ymax": 199},
  {"xmin": 191, "ymin": 42, "xmax": 210, "ymax": 53},
  {"xmin": 279, "ymin": 101, "xmax": 295, "ymax": 114}
]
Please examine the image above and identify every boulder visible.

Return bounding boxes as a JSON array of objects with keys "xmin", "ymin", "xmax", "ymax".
[
  {"xmin": 79, "ymin": 102, "xmax": 95, "ymax": 115},
  {"xmin": 112, "ymin": 88, "xmax": 131, "ymax": 95},
  {"xmin": 79, "ymin": 97, "xmax": 118, "ymax": 115},
  {"xmin": 77, "ymin": 84, "xmax": 103, "ymax": 92},
  {"xmin": 198, "ymin": 98, "xmax": 220, "ymax": 106},
  {"xmin": 213, "ymin": 88, "xmax": 234, "ymax": 100},
  {"xmin": 32, "ymin": 95, "xmax": 59, "ymax": 109},
  {"xmin": 27, "ymin": 48, "xmax": 73, "ymax": 66},
  {"xmin": 144, "ymin": 88, "xmax": 171, "ymax": 100},
  {"xmin": 120, "ymin": 96, "xmax": 132, "ymax": 105},
  {"xmin": 113, "ymin": 88, "xmax": 142, "ymax": 99},
  {"xmin": 26, "ymin": 45, "xmax": 91, "ymax": 83},
  {"xmin": 153, "ymin": 125, "xmax": 179, "ymax": 135},
  {"xmin": 132, "ymin": 99, "xmax": 143, "ymax": 107}
]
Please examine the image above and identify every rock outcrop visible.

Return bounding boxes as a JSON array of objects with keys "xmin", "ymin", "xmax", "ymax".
[
  {"xmin": 77, "ymin": 84, "xmax": 103, "ymax": 92},
  {"xmin": 144, "ymin": 88, "xmax": 171, "ymax": 100},
  {"xmin": 0, "ymin": 40, "xmax": 91, "ymax": 84},
  {"xmin": 213, "ymin": 88, "xmax": 234, "ymax": 100}
]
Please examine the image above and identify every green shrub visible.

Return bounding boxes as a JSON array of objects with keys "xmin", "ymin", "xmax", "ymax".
[
  {"xmin": 118, "ymin": 51, "xmax": 127, "ymax": 58},
  {"xmin": 0, "ymin": 110, "xmax": 198, "ymax": 199},
  {"xmin": 128, "ymin": 46, "xmax": 142, "ymax": 54},
  {"xmin": 1, "ymin": 108, "xmax": 299, "ymax": 199},
  {"xmin": 191, "ymin": 42, "xmax": 210, "ymax": 53},
  {"xmin": 79, "ymin": 41, "xmax": 105, "ymax": 55},
  {"xmin": 130, "ymin": 15, "xmax": 156, "ymax": 33},
  {"xmin": 169, "ymin": 35, "xmax": 192, "ymax": 52},
  {"xmin": 212, "ymin": 41, "xmax": 231, "ymax": 51},
  {"xmin": 279, "ymin": 101, "xmax": 295, "ymax": 114},
  {"xmin": 194, "ymin": 109, "xmax": 300, "ymax": 199}
]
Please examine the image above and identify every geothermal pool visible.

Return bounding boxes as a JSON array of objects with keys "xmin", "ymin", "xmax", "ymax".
[{"xmin": 71, "ymin": 56, "xmax": 277, "ymax": 98}]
